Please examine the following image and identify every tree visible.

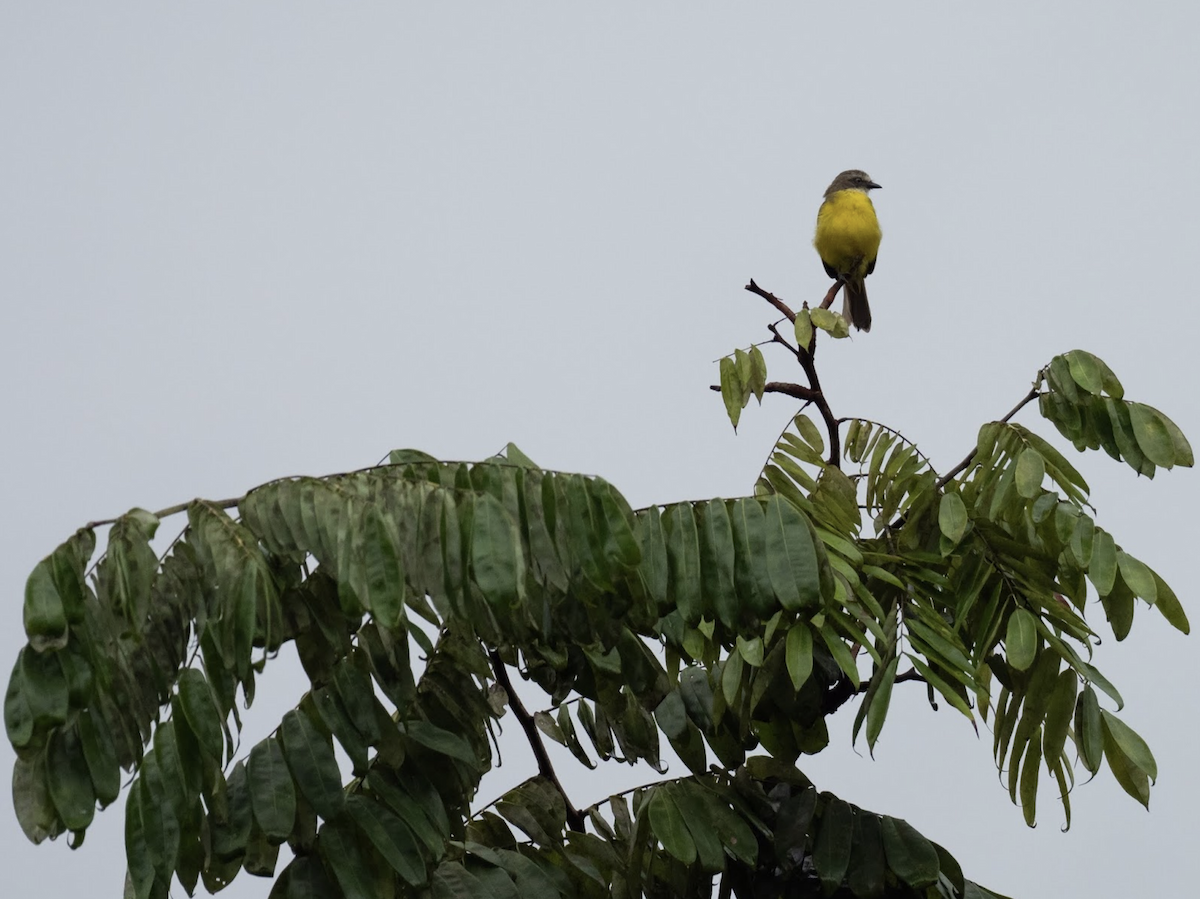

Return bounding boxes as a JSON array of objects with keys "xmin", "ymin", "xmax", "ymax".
[{"xmin": 6, "ymin": 279, "xmax": 1190, "ymax": 899}]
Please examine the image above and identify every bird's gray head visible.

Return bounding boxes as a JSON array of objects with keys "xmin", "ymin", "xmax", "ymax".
[{"xmin": 825, "ymin": 169, "xmax": 882, "ymax": 196}]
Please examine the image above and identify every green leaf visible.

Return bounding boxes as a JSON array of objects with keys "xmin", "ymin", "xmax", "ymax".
[
  {"xmin": 77, "ymin": 709, "xmax": 120, "ymax": 808},
  {"xmin": 1161, "ymin": 413, "xmax": 1193, "ymax": 467},
  {"xmin": 1101, "ymin": 718, "xmax": 1152, "ymax": 809},
  {"xmin": 346, "ymin": 794, "xmax": 427, "ymax": 886},
  {"xmin": 20, "ymin": 646, "xmax": 68, "ymax": 728},
  {"xmin": 719, "ymin": 356, "xmax": 742, "ymax": 430},
  {"xmin": 248, "ymin": 737, "xmax": 296, "ymax": 843},
  {"xmin": 319, "ymin": 814, "xmax": 378, "ymax": 899},
  {"xmin": 847, "ymin": 812, "xmax": 886, "ymax": 899},
  {"xmin": 794, "ymin": 309, "xmax": 814, "ymax": 351},
  {"xmin": 1100, "ymin": 711, "xmax": 1157, "ymax": 782},
  {"xmin": 1014, "ymin": 448, "xmax": 1045, "ymax": 499},
  {"xmin": 1088, "ymin": 529, "xmax": 1117, "ymax": 597},
  {"xmin": 1128, "ymin": 403, "xmax": 1176, "ymax": 467},
  {"xmin": 360, "ymin": 506, "xmax": 405, "ymax": 628},
  {"xmin": 647, "ymin": 788, "xmax": 696, "ymax": 864},
  {"xmin": 1075, "ymin": 686, "xmax": 1103, "ymax": 775},
  {"xmin": 699, "ymin": 500, "xmax": 737, "ymax": 628},
  {"xmin": 471, "ymin": 493, "xmax": 524, "ymax": 608},
  {"xmin": 810, "ymin": 307, "xmax": 849, "ymax": 338},
  {"xmin": 796, "ymin": 415, "xmax": 825, "ymax": 456},
  {"xmin": 671, "ymin": 783, "xmax": 727, "ymax": 873},
  {"xmin": 23, "ymin": 559, "xmax": 68, "ymax": 652},
  {"xmin": 865, "ymin": 657, "xmax": 899, "ymax": 753},
  {"xmin": 1116, "ymin": 552, "xmax": 1156, "ymax": 604},
  {"xmin": 280, "ymin": 710, "xmax": 345, "ymax": 820},
  {"xmin": 664, "ymin": 503, "xmax": 703, "ymax": 624},
  {"xmin": 1019, "ymin": 726, "xmax": 1042, "ymax": 826},
  {"xmin": 785, "ymin": 623, "xmax": 814, "ymax": 691},
  {"xmin": 1066, "ymin": 350, "xmax": 1103, "ymax": 395},
  {"xmin": 762, "ymin": 495, "xmax": 821, "ymax": 610},
  {"xmin": 46, "ymin": 722, "xmax": 95, "ymax": 832},
  {"xmin": 404, "ymin": 720, "xmax": 480, "ymax": 767},
  {"xmin": 178, "ymin": 668, "xmax": 225, "ymax": 765},
  {"xmin": 880, "ymin": 815, "xmax": 939, "ymax": 888},
  {"xmin": 1149, "ymin": 568, "xmax": 1189, "ymax": 634},
  {"xmin": 938, "ymin": 493, "xmax": 968, "ymax": 543},
  {"xmin": 1005, "ymin": 609, "xmax": 1037, "ymax": 672},
  {"xmin": 813, "ymin": 797, "xmax": 853, "ymax": 893},
  {"xmin": 1041, "ymin": 670, "xmax": 1078, "ymax": 765},
  {"xmin": 749, "ymin": 345, "xmax": 767, "ymax": 402},
  {"xmin": 432, "ymin": 860, "xmax": 491, "ymax": 899}
]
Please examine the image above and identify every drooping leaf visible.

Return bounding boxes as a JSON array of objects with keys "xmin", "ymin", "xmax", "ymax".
[
  {"xmin": 880, "ymin": 815, "xmax": 940, "ymax": 888},
  {"xmin": 346, "ymin": 793, "xmax": 427, "ymax": 886},
  {"xmin": 812, "ymin": 797, "xmax": 853, "ymax": 893},
  {"xmin": 280, "ymin": 710, "xmax": 345, "ymax": 820},
  {"xmin": 248, "ymin": 737, "xmax": 297, "ymax": 843}
]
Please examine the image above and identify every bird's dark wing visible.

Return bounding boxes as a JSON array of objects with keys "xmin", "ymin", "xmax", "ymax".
[
  {"xmin": 866, "ymin": 253, "xmax": 877, "ymax": 277},
  {"xmin": 821, "ymin": 259, "xmax": 838, "ymax": 280}
]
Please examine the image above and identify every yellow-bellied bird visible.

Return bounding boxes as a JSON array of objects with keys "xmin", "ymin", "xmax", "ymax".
[{"xmin": 813, "ymin": 169, "xmax": 882, "ymax": 332}]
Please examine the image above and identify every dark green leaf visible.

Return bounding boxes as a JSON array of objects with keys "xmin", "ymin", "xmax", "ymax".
[
  {"xmin": 880, "ymin": 815, "xmax": 939, "ymax": 888},
  {"xmin": 248, "ymin": 737, "xmax": 296, "ymax": 843},
  {"xmin": 813, "ymin": 797, "xmax": 853, "ymax": 893},
  {"xmin": 347, "ymin": 793, "xmax": 427, "ymax": 886},
  {"xmin": 471, "ymin": 492, "xmax": 525, "ymax": 608},
  {"xmin": 360, "ymin": 506, "xmax": 405, "ymax": 628},
  {"xmin": 847, "ymin": 812, "xmax": 886, "ymax": 899},
  {"xmin": 23, "ymin": 559, "xmax": 67, "ymax": 652},
  {"xmin": 671, "ymin": 783, "xmax": 727, "ymax": 873},
  {"xmin": 280, "ymin": 710, "xmax": 345, "ymax": 819},
  {"xmin": 319, "ymin": 814, "xmax": 378, "ymax": 899},
  {"xmin": 647, "ymin": 788, "xmax": 696, "ymax": 864},
  {"xmin": 1075, "ymin": 686, "xmax": 1103, "ymax": 775}
]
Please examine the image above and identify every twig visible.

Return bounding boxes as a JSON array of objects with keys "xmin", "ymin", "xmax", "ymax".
[
  {"xmin": 936, "ymin": 387, "xmax": 1040, "ymax": 489},
  {"xmin": 766, "ymin": 321, "xmax": 800, "ymax": 360},
  {"xmin": 819, "ymin": 281, "xmax": 842, "ymax": 310},
  {"xmin": 745, "ymin": 279, "xmax": 796, "ymax": 322},
  {"xmin": 489, "ymin": 650, "xmax": 585, "ymax": 832},
  {"xmin": 85, "ymin": 496, "xmax": 241, "ymax": 530}
]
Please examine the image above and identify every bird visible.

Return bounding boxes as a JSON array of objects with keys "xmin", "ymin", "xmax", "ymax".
[{"xmin": 813, "ymin": 169, "xmax": 882, "ymax": 332}]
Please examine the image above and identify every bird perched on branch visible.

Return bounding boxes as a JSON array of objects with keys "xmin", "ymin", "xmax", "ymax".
[{"xmin": 813, "ymin": 169, "xmax": 882, "ymax": 332}]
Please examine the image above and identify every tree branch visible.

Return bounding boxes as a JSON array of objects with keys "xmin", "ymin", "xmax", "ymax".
[
  {"xmin": 709, "ymin": 381, "xmax": 820, "ymax": 402},
  {"xmin": 488, "ymin": 650, "xmax": 585, "ymax": 832},
  {"xmin": 822, "ymin": 668, "xmax": 926, "ymax": 716},
  {"xmin": 745, "ymin": 279, "xmax": 797, "ymax": 322},
  {"xmin": 744, "ymin": 280, "xmax": 842, "ymax": 467},
  {"xmin": 936, "ymin": 387, "xmax": 1041, "ymax": 489}
]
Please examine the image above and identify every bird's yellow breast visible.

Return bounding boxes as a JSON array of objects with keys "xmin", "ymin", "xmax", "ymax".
[{"xmin": 813, "ymin": 189, "xmax": 882, "ymax": 276}]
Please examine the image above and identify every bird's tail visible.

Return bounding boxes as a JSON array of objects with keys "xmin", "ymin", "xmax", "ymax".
[{"xmin": 842, "ymin": 278, "xmax": 872, "ymax": 332}]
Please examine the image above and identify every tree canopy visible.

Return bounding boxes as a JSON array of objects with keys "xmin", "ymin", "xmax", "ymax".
[{"xmin": 6, "ymin": 280, "xmax": 1190, "ymax": 898}]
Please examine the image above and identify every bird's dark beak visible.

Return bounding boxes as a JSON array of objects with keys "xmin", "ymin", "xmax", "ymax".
[{"xmin": 868, "ymin": 181, "xmax": 882, "ymax": 190}]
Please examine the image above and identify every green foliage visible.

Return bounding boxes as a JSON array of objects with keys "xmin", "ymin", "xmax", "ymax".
[{"xmin": 5, "ymin": 344, "xmax": 1189, "ymax": 898}]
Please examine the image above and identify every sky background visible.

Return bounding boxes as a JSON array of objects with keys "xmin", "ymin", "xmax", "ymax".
[{"xmin": 3, "ymin": 4, "xmax": 1198, "ymax": 897}]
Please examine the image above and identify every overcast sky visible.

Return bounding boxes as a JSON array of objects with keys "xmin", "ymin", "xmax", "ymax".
[{"xmin": 3, "ymin": 5, "xmax": 1197, "ymax": 897}]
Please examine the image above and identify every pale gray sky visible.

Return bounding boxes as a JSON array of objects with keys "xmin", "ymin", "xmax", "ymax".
[{"xmin": 3, "ymin": 5, "xmax": 1197, "ymax": 897}]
